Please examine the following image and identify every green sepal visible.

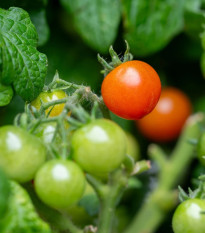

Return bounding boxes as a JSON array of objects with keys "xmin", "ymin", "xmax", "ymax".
[
  {"xmin": 98, "ymin": 41, "xmax": 133, "ymax": 77},
  {"xmin": 178, "ymin": 180, "xmax": 205, "ymax": 203},
  {"xmin": 0, "ymin": 83, "xmax": 13, "ymax": 106}
]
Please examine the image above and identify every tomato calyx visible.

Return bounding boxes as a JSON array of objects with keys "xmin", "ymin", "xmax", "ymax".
[
  {"xmin": 178, "ymin": 176, "xmax": 205, "ymax": 202},
  {"xmin": 98, "ymin": 40, "xmax": 133, "ymax": 77}
]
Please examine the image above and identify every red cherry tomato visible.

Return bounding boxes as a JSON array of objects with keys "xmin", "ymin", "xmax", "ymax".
[
  {"xmin": 136, "ymin": 87, "xmax": 192, "ymax": 142},
  {"xmin": 101, "ymin": 60, "xmax": 161, "ymax": 120}
]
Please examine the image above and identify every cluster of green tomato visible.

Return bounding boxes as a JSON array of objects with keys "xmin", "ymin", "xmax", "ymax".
[{"xmin": 0, "ymin": 89, "xmax": 141, "ymax": 212}]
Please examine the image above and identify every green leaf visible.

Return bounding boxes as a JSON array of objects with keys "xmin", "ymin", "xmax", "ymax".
[
  {"xmin": 122, "ymin": 0, "xmax": 185, "ymax": 56},
  {"xmin": 184, "ymin": 0, "xmax": 205, "ymax": 40},
  {"xmin": 0, "ymin": 181, "xmax": 52, "ymax": 233},
  {"xmin": 0, "ymin": 7, "xmax": 47, "ymax": 101},
  {"xmin": 0, "ymin": 83, "xmax": 13, "ymax": 106},
  {"xmin": 78, "ymin": 193, "xmax": 100, "ymax": 216},
  {"xmin": 0, "ymin": 168, "xmax": 10, "ymax": 219},
  {"xmin": 30, "ymin": 9, "xmax": 50, "ymax": 47},
  {"xmin": 60, "ymin": 0, "xmax": 121, "ymax": 53},
  {"xmin": 185, "ymin": 10, "xmax": 205, "ymax": 40},
  {"xmin": 185, "ymin": 0, "xmax": 202, "ymax": 10}
]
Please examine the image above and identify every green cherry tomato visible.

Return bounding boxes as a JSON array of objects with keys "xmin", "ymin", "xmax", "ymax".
[
  {"xmin": 0, "ymin": 125, "xmax": 46, "ymax": 183},
  {"xmin": 197, "ymin": 133, "xmax": 205, "ymax": 166},
  {"xmin": 34, "ymin": 159, "xmax": 86, "ymax": 210},
  {"xmin": 172, "ymin": 199, "xmax": 205, "ymax": 233},
  {"xmin": 71, "ymin": 119, "xmax": 126, "ymax": 177},
  {"xmin": 31, "ymin": 90, "xmax": 67, "ymax": 117}
]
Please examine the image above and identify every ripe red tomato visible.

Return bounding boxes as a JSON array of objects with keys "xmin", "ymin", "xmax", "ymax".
[
  {"xmin": 101, "ymin": 60, "xmax": 161, "ymax": 120},
  {"xmin": 136, "ymin": 87, "xmax": 192, "ymax": 142}
]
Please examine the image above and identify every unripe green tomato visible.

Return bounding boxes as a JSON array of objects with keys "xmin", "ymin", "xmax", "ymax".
[
  {"xmin": 197, "ymin": 133, "xmax": 205, "ymax": 166},
  {"xmin": 71, "ymin": 119, "xmax": 126, "ymax": 177},
  {"xmin": 172, "ymin": 199, "xmax": 205, "ymax": 233},
  {"xmin": 125, "ymin": 132, "xmax": 140, "ymax": 161},
  {"xmin": 34, "ymin": 159, "xmax": 86, "ymax": 210},
  {"xmin": 0, "ymin": 125, "xmax": 46, "ymax": 183}
]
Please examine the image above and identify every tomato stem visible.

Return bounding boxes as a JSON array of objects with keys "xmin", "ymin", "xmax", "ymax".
[
  {"xmin": 46, "ymin": 71, "xmax": 84, "ymax": 91},
  {"xmin": 94, "ymin": 170, "xmax": 128, "ymax": 233},
  {"xmin": 148, "ymin": 144, "xmax": 167, "ymax": 169}
]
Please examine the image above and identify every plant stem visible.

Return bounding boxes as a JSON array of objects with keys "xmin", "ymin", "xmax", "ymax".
[
  {"xmin": 83, "ymin": 88, "xmax": 111, "ymax": 119},
  {"xmin": 124, "ymin": 113, "xmax": 204, "ymax": 233},
  {"xmin": 97, "ymin": 170, "xmax": 128, "ymax": 233}
]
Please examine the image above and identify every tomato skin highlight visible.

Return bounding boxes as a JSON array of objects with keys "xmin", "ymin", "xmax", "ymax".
[
  {"xmin": 0, "ymin": 125, "xmax": 46, "ymax": 183},
  {"xmin": 71, "ymin": 119, "xmax": 126, "ymax": 177},
  {"xmin": 101, "ymin": 60, "xmax": 161, "ymax": 120},
  {"xmin": 136, "ymin": 87, "xmax": 192, "ymax": 142},
  {"xmin": 34, "ymin": 159, "xmax": 86, "ymax": 210},
  {"xmin": 172, "ymin": 199, "xmax": 205, "ymax": 233},
  {"xmin": 31, "ymin": 90, "xmax": 67, "ymax": 117}
]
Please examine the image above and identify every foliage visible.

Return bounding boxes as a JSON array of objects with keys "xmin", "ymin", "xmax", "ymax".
[{"xmin": 1, "ymin": 1, "xmax": 205, "ymax": 233}]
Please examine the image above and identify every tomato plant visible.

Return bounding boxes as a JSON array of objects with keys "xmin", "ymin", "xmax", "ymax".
[
  {"xmin": 1, "ymin": 4, "xmax": 205, "ymax": 233},
  {"xmin": 101, "ymin": 61, "xmax": 161, "ymax": 120},
  {"xmin": 31, "ymin": 90, "xmax": 67, "ymax": 117},
  {"xmin": 172, "ymin": 199, "xmax": 205, "ymax": 233},
  {"xmin": 71, "ymin": 119, "xmax": 126, "ymax": 177},
  {"xmin": 136, "ymin": 87, "xmax": 192, "ymax": 142},
  {"xmin": 0, "ymin": 125, "xmax": 46, "ymax": 183},
  {"xmin": 197, "ymin": 132, "xmax": 205, "ymax": 166},
  {"xmin": 34, "ymin": 159, "xmax": 86, "ymax": 210}
]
